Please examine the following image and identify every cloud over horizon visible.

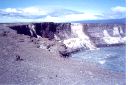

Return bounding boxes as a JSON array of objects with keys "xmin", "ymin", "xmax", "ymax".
[
  {"xmin": 111, "ymin": 6, "xmax": 126, "ymax": 13},
  {"xmin": 0, "ymin": 6, "xmax": 126, "ymax": 22}
]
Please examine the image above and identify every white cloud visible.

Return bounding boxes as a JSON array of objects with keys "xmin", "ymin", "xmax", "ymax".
[
  {"xmin": 95, "ymin": 6, "xmax": 126, "ymax": 19},
  {"xmin": 0, "ymin": 7, "xmax": 91, "ymax": 22},
  {"xmin": 0, "ymin": 6, "xmax": 126, "ymax": 22},
  {"xmin": 4, "ymin": 8, "xmax": 18, "ymax": 13},
  {"xmin": 64, "ymin": 13, "xmax": 100, "ymax": 21},
  {"xmin": 38, "ymin": 12, "xmax": 101, "ymax": 22},
  {"xmin": 21, "ymin": 7, "xmax": 48, "ymax": 15},
  {"xmin": 111, "ymin": 6, "xmax": 126, "ymax": 13},
  {"xmin": 1, "ymin": 7, "xmax": 48, "ymax": 16}
]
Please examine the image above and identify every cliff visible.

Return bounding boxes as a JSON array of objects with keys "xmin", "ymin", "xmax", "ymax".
[
  {"xmin": 8, "ymin": 22, "xmax": 126, "ymax": 52},
  {"xmin": 82, "ymin": 24, "xmax": 126, "ymax": 46}
]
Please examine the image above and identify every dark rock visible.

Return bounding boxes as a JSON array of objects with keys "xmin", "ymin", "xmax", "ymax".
[
  {"xmin": 34, "ymin": 22, "xmax": 56, "ymax": 39},
  {"xmin": 2, "ymin": 31, "xmax": 8, "ymax": 36},
  {"xmin": 19, "ymin": 39, "xmax": 24, "ymax": 42},
  {"xmin": 49, "ymin": 77, "xmax": 53, "ymax": 79},
  {"xmin": 16, "ymin": 55, "xmax": 23, "ymax": 61},
  {"xmin": 10, "ymin": 25, "xmax": 30, "ymax": 36},
  {"xmin": 59, "ymin": 51, "xmax": 70, "ymax": 58},
  {"xmin": 47, "ymin": 45, "xmax": 51, "ymax": 49},
  {"xmin": 55, "ymin": 75, "xmax": 57, "ymax": 77}
]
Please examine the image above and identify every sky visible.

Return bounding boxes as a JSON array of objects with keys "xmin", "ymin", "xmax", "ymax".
[{"xmin": 0, "ymin": 0, "xmax": 126, "ymax": 22}]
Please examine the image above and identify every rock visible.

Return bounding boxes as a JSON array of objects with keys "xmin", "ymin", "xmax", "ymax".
[
  {"xmin": 16, "ymin": 55, "xmax": 23, "ymax": 61},
  {"xmin": 55, "ymin": 75, "xmax": 57, "ymax": 77},
  {"xmin": 19, "ymin": 39, "xmax": 24, "ymax": 42},
  {"xmin": 2, "ymin": 31, "xmax": 8, "ymax": 36},
  {"xmin": 38, "ymin": 44, "xmax": 47, "ymax": 49},
  {"xmin": 59, "ymin": 50, "xmax": 70, "ymax": 58}
]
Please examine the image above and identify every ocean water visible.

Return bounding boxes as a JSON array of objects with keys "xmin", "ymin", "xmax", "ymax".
[{"xmin": 71, "ymin": 45, "xmax": 126, "ymax": 72}]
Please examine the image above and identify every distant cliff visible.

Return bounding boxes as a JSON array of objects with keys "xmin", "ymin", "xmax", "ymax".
[
  {"xmin": 9, "ymin": 22, "xmax": 126, "ymax": 51},
  {"xmin": 72, "ymin": 18, "xmax": 126, "ymax": 24}
]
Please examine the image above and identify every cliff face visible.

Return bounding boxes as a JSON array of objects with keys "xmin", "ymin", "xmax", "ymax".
[
  {"xmin": 82, "ymin": 24, "xmax": 126, "ymax": 46},
  {"xmin": 10, "ymin": 22, "xmax": 71, "ymax": 40},
  {"xmin": 54, "ymin": 23, "xmax": 71, "ymax": 40},
  {"xmin": 9, "ymin": 22, "xmax": 126, "ymax": 50}
]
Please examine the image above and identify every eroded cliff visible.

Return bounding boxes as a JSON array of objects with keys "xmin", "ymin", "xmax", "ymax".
[{"xmin": 8, "ymin": 22, "xmax": 126, "ymax": 52}]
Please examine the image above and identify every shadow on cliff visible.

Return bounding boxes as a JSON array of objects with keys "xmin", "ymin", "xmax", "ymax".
[{"xmin": 9, "ymin": 22, "xmax": 56, "ymax": 40}]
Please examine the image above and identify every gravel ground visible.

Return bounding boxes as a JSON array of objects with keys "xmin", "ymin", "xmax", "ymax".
[{"xmin": 0, "ymin": 24, "xmax": 125, "ymax": 85}]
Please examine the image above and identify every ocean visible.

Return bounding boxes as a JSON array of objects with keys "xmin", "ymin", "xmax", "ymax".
[{"xmin": 71, "ymin": 45, "xmax": 126, "ymax": 72}]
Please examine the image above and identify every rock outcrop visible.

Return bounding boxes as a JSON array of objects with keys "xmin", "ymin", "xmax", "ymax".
[
  {"xmin": 83, "ymin": 24, "xmax": 126, "ymax": 47},
  {"xmin": 8, "ymin": 22, "xmax": 126, "ymax": 54}
]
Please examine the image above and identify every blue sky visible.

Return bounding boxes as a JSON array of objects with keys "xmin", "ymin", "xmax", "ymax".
[{"xmin": 0, "ymin": 0, "xmax": 126, "ymax": 22}]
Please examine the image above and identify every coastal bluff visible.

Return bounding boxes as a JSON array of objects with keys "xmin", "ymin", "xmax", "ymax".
[{"xmin": 7, "ymin": 22, "xmax": 126, "ymax": 50}]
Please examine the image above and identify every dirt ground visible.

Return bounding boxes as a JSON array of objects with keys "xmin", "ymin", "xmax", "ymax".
[{"xmin": 0, "ymin": 24, "xmax": 125, "ymax": 85}]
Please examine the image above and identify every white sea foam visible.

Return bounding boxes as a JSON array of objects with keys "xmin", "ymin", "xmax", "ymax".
[{"xmin": 98, "ymin": 60, "xmax": 106, "ymax": 64}]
